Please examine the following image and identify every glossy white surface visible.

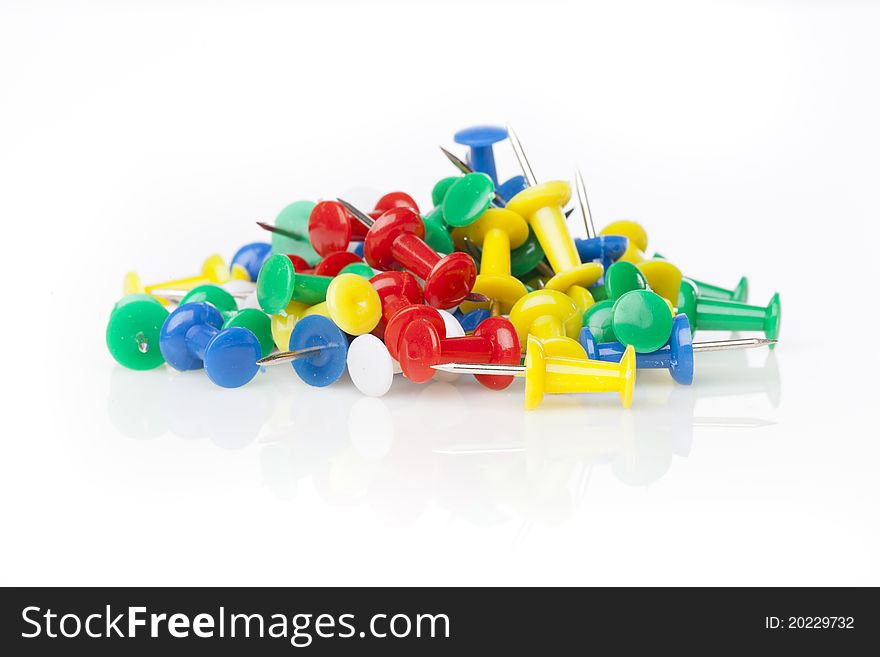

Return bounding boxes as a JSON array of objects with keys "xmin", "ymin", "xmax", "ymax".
[{"xmin": 1, "ymin": 0, "xmax": 878, "ymax": 586}]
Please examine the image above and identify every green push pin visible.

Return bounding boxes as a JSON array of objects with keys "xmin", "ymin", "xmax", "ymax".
[
  {"xmin": 611, "ymin": 289, "xmax": 675, "ymax": 353},
  {"xmin": 442, "ymin": 172, "xmax": 496, "ymax": 228},
  {"xmin": 419, "ymin": 178, "xmax": 459, "ymax": 254},
  {"xmin": 338, "ymin": 261, "xmax": 375, "ymax": 279},
  {"xmin": 587, "ymin": 261, "xmax": 647, "ymax": 302},
  {"xmin": 180, "ymin": 284, "xmax": 274, "ymax": 357},
  {"xmin": 677, "ymin": 280, "xmax": 780, "ymax": 344},
  {"xmin": 267, "ymin": 201, "xmax": 321, "ymax": 266},
  {"xmin": 654, "ymin": 252, "xmax": 749, "ymax": 303},
  {"xmin": 582, "ymin": 299, "xmax": 616, "ymax": 343},
  {"xmin": 510, "ymin": 229, "xmax": 550, "ymax": 278},
  {"xmin": 256, "ymin": 254, "xmax": 333, "ymax": 315},
  {"xmin": 432, "ymin": 176, "xmax": 459, "ymax": 206},
  {"xmin": 106, "ymin": 294, "xmax": 169, "ymax": 370}
]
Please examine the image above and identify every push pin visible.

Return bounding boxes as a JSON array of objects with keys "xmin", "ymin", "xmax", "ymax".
[
  {"xmin": 453, "ymin": 208, "xmax": 530, "ymax": 314},
  {"xmin": 598, "ymin": 219, "xmax": 681, "ymax": 305},
  {"xmin": 433, "ymin": 335, "xmax": 636, "ymax": 410},
  {"xmin": 678, "ymin": 280, "xmax": 781, "ymax": 343},
  {"xmin": 263, "ymin": 200, "xmax": 321, "ymax": 265},
  {"xmin": 307, "ymin": 201, "xmax": 368, "ymax": 258},
  {"xmin": 398, "ymin": 316, "xmax": 521, "ymax": 389},
  {"xmin": 611, "ymin": 289, "xmax": 675, "ymax": 353},
  {"xmin": 454, "ymin": 125, "xmax": 527, "ymax": 198},
  {"xmin": 339, "ymin": 201, "xmax": 477, "ymax": 309},
  {"xmin": 652, "ymin": 252, "xmax": 749, "ymax": 303},
  {"xmin": 125, "ymin": 254, "xmax": 247, "ymax": 299},
  {"xmin": 509, "ymin": 289, "xmax": 586, "ymax": 354},
  {"xmin": 178, "ymin": 284, "xmax": 275, "ymax": 358},
  {"xmin": 579, "ymin": 314, "xmax": 777, "ymax": 385},
  {"xmin": 572, "ymin": 170, "xmax": 627, "ymax": 278},
  {"xmin": 504, "ymin": 124, "xmax": 604, "ymax": 303},
  {"xmin": 256, "ymin": 253, "xmax": 334, "ymax": 314},
  {"xmin": 442, "ymin": 172, "xmax": 497, "ymax": 228},
  {"xmin": 231, "ymin": 242, "xmax": 273, "ymax": 282},
  {"xmin": 313, "ymin": 251, "xmax": 364, "ymax": 277},
  {"xmin": 257, "ymin": 315, "xmax": 348, "ymax": 387},
  {"xmin": 338, "ymin": 261, "xmax": 375, "ymax": 279},
  {"xmin": 160, "ymin": 302, "xmax": 262, "ymax": 388},
  {"xmin": 106, "ymin": 294, "xmax": 170, "ymax": 370},
  {"xmin": 347, "ymin": 333, "xmax": 396, "ymax": 397},
  {"xmin": 456, "ymin": 308, "xmax": 491, "ymax": 334}
]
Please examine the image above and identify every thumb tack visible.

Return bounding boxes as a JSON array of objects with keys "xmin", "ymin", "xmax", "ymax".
[
  {"xmin": 677, "ymin": 280, "xmax": 781, "ymax": 343},
  {"xmin": 106, "ymin": 294, "xmax": 170, "ymax": 370},
  {"xmin": 258, "ymin": 315, "xmax": 349, "ymax": 387},
  {"xmin": 160, "ymin": 302, "xmax": 262, "ymax": 388}
]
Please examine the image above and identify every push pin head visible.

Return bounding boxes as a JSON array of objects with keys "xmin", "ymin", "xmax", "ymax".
[
  {"xmin": 509, "ymin": 289, "xmax": 582, "ymax": 344},
  {"xmin": 160, "ymin": 302, "xmax": 261, "ymax": 388},
  {"xmin": 373, "ymin": 191, "xmax": 420, "ymax": 215},
  {"xmin": 442, "ymin": 172, "xmax": 496, "ymax": 227},
  {"xmin": 325, "ymin": 273, "xmax": 382, "ymax": 336},
  {"xmin": 258, "ymin": 315, "xmax": 349, "ymax": 387},
  {"xmin": 256, "ymin": 254, "xmax": 332, "ymax": 315},
  {"xmin": 313, "ymin": 251, "xmax": 363, "ymax": 277},
  {"xmin": 611, "ymin": 289, "xmax": 675, "ymax": 353},
  {"xmin": 308, "ymin": 201, "xmax": 365, "ymax": 258},
  {"xmin": 346, "ymin": 333, "xmax": 396, "ymax": 397},
  {"xmin": 453, "ymin": 125, "xmax": 508, "ymax": 184},
  {"xmin": 106, "ymin": 294, "xmax": 170, "ymax": 370},
  {"xmin": 582, "ymin": 299, "xmax": 617, "ymax": 343},
  {"xmin": 231, "ymin": 242, "xmax": 272, "ymax": 282},
  {"xmin": 271, "ymin": 200, "xmax": 321, "ymax": 266}
]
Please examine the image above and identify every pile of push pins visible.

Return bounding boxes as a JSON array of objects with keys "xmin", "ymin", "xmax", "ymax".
[{"xmin": 106, "ymin": 125, "xmax": 780, "ymax": 410}]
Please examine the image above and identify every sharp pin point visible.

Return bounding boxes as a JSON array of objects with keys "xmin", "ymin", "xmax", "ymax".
[
  {"xmin": 574, "ymin": 168, "xmax": 597, "ymax": 239},
  {"xmin": 335, "ymin": 199, "xmax": 374, "ymax": 229},
  {"xmin": 256, "ymin": 220, "xmax": 305, "ymax": 241},
  {"xmin": 505, "ymin": 123, "xmax": 538, "ymax": 187}
]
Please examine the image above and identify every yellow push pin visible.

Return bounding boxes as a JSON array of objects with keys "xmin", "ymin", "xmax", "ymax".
[
  {"xmin": 433, "ymin": 335, "xmax": 636, "ymax": 411},
  {"xmin": 452, "ymin": 208, "xmax": 529, "ymax": 315},
  {"xmin": 504, "ymin": 125, "xmax": 603, "ymax": 308},
  {"xmin": 599, "ymin": 220, "xmax": 682, "ymax": 305},
  {"xmin": 270, "ymin": 301, "xmax": 310, "ymax": 352},
  {"xmin": 509, "ymin": 289, "xmax": 584, "ymax": 346},
  {"xmin": 125, "ymin": 255, "xmax": 250, "ymax": 302}
]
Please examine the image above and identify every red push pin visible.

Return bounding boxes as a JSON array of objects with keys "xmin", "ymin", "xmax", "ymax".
[
  {"xmin": 308, "ymin": 193, "xmax": 420, "ymax": 258},
  {"xmin": 339, "ymin": 199, "xmax": 477, "ymax": 310},
  {"xmin": 398, "ymin": 316, "xmax": 521, "ymax": 390},
  {"xmin": 369, "ymin": 271, "xmax": 445, "ymax": 363}
]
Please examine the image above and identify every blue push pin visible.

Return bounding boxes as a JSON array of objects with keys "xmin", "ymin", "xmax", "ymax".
[
  {"xmin": 160, "ymin": 302, "xmax": 262, "ymax": 388},
  {"xmin": 578, "ymin": 314, "xmax": 777, "ymax": 385},
  {"xmin": 572, "ymin": 170, "xmax": 627, "ymax": 282},
  {"xmin": 231, "ymin": 242, "xmax": 272, "ymax": 282},
  {"xmin": 456, "ymin": 307, "xmax": 491, "ymax": 334},
  {"xmin": 454, "ymin": 125, "xmax": 527, "ymax": 202},
  {"xmin": 257, "ymin": 315, "xmax": 349, "ymax": 387}
]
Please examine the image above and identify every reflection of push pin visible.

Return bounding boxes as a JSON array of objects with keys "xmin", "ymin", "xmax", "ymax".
[
  {"xmin": 572, "ymin": 170, "xmax": 627, "ymax": 279},
  {"xmin": 579, "ymin": 314, "xmax": 777, "ymax": 385},
  {"xmin": 340, "ymin": 201, "xmax": 477, "ymax": 309},
  {"xmin": 434, "ymin": 335, "xmax": 636, "ymax": 410},
  {"xmin": 258, "ymin": 315, "xmax": 349, "ymax": 387},
  {"xmin": 106, "ymin": 294, "xmax": 170, "ymax": 370},
  {"xmin": 678, "ymin": 280, "xmax": 781, "ymax": 343},
  {"xmin": 160, "ymin": 302, "xmax": 262, "ymax": 388},
  {"xmin": 454, "ymin": 125, "xmax": 526, "ymax": 200},
  {"xmin": 504, "ymin": 125, "xmax": 604, "ymax": 302},
  {"xmin": 398, "ymin": 316, "xmax": 521, "ymax": 389},
  {"xmin": 453, "ymin": 208, "xmax": 529, "ymax": 314}
]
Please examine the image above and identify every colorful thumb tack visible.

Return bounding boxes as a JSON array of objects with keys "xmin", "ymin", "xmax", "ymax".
[
  {"xmin": 106, "ymin": 294, "xmax": 169, "ymax": 370},
  {"xmin": 453, "ymin": 207, "xmax": 530, "ymax": 314},
  {"xmin": 579, "ymin": 313, "xmax": 777, "ymax": 385},
  {"xmin": 345, "ymin": 201, "xmax": 477, "ymax": 309},
  {"xmin": 509, "ymin": 289, "xmax": 582, "ymax": 344},
  {"xmin": 442, "ymin": 172, "xmax": 496, "ymax": 227},
  {"xmin": 433, "ymin": 335, "xmax": 636, "ymax": 410},
  {"xmin": 324, "ymin": 273, "xmax": 382, "ymax": 336},
  {"xmin": 307, "ymin": 200, "xmax": 367, "ymax": 257},
  {"xmin": 128, "ymin": 254, "xmax": 244, "ymax": 297},
  {"xmin": 231, "ymin": 242, "xmax": 273, "ymax": 282},
  {"xmin": 159, "ymin": 302, "xmax": 261, "ymax": 388},
  {"xmin": 257, "ymin": 315, "xmax": 348, "ymax": 387},
  {"xmin": 653, "ymin": 252, "xmax": 749, "ymax": 303},
  {"xmin": 677, "ymin": 280, "xmax": 781, "ymax": 343},
  {"xmin": 268, "ymin": 200, "xmax": 321, "ymax": 266},
  {"xmin": 453, "ymin": 125, "xmax": 507, "ymax": 186},
  {"xmin": 256, "ymin": 253, "xmax": 333, "ymax": 315},
  {"xmin": 347, "ymin": 333, "xmax": 396, "ymax": 397},
  {"xmin": 177, "ymin": 284, "xmax": 274, "ymax": 357},
  {"xmin": 611, "ymin": 289, "xmax": 674, "ymax": 353},
  {"xmin": 398, "ymin": 316, "xmax": 521, "ymax": 389}
]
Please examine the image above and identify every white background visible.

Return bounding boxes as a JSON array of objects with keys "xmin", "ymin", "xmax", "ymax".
[{"xmin": 1, "ymin": 0, "xmax": 878, "ymax": 586}]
